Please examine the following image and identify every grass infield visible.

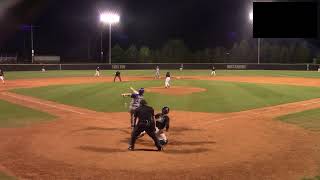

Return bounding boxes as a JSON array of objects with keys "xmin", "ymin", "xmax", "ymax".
[
  {"xmin": 0, "ymin": 100, "xmax": 55, "ymax": 128},
  {"xmin": 0, "ymin": 172, "xmax": 15, "ymax": 180},
  {"xmin": 278, "ymin": 108, "xmax": 320, "ymax": 131},
  {"xmin": 12, "ymin": 80, "xmax": 320, "ymax": 113}
]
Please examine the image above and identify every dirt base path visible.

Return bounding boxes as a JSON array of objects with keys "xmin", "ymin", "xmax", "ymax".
[
  {"xmin": 0, "ymin": 76, "xmax": 319, "ymax": 180},
  {"xmin": 183, "ymin": 76, "xmax": 320, "ymax": 87},
  {"xmin": 0, "ymin": 76, "xmax": 153, "ymax": 91}
]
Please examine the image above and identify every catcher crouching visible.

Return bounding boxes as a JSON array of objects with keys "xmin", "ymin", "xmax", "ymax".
[{"xmin": 155, "ymin": 106, "xmax": 170, "ymax": 145}]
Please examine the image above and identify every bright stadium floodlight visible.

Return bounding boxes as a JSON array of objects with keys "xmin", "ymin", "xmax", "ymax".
[
  {"xmin": 100, "ymin": 12, "xmax": 120, "ymax": 64},
  {"xmin": 249, "ymin": 11, "xmax": 253, "ymax": 22},
  {"xmin": 100, "ymin": 13, "xmax": 120, "ymax": 24}
]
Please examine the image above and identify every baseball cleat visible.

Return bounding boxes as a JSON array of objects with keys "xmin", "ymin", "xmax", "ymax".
[{"xmin": 157, "ymin": 146, "xmax": 164, "ymax": 151}]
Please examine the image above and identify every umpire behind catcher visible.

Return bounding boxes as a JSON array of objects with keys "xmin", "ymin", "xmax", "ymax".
[{"xmin": 128, "ymin": 99, "xmax": 162, "ymax": 151}]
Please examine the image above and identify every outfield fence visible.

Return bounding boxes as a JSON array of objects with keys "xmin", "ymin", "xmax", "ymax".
[{"xmin": 0, "ymin": 63, "xmax": 319, "ymax": 71}]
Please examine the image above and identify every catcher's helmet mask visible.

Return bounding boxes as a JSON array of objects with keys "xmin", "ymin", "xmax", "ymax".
[{"xmin": 162, "ymin": 107, "xmax": 170, "ymax": 114}]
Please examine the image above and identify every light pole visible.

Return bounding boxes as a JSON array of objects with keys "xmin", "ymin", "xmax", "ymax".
[
  {"xmin": 100, "ymin": 30, "xmax": 103, "ymax": 61},
  {"xmin": 31, "ymin": 24, "xmax": 34, "ymax": 63},
  {"xmin": 22, "ymin": 24, "xmax": 39, "ymax": 63},
  {"xmin": 109, "ymin": 23, "xmax": 111, "ymax": 65},
  {"xmin": 100, "ymin": 12, "xmax": 120, "ymax": 64},
  {"xmin": 249, "ymin": 11, "xmax": 260, "ymax": 64}
]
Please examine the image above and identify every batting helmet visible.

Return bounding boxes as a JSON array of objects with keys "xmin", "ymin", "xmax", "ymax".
[
  {"xmin": 162, "ymin": 106, "xmax": 170, "ymax": 114},
  {"xmin": 139, "ymin": 88, "xmax": 145, "ymax": 95}
]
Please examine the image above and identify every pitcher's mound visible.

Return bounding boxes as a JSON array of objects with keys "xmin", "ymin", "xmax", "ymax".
[{"xmin": 146, "ymin": 86, "xmax": 206, "ymax": 95}]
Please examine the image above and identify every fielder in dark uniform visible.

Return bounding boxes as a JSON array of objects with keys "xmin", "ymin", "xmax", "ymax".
[
  {"xmin": 114, "ymin": 71, "xmax": 122, "ymax": 82},
  {"xmin": 128, "ymin": 99, "xmax": 162, "ymax": 151}
]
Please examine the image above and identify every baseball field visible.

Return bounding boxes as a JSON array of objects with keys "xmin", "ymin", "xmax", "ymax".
[{"xmin": 0, "ymin": 69, "xmax": 320, "ymax": 180}]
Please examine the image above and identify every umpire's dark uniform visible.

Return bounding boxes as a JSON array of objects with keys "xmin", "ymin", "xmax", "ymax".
[
  {"xmin": 114, "ymin": 71, "xmax": 122, "ymax": 82},
  {"xmin": 129, "ymin": 100, "xmax": 162, "ymax": 151}
]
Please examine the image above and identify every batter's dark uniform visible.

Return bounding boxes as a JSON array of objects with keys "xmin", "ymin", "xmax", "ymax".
[
  {"xmin": 129, "ymin": 104, "xmax": 162, "ymax": 151},
  {"xmin": 114, "ymin": 71, "xmax": 122, "ymax": 82}
]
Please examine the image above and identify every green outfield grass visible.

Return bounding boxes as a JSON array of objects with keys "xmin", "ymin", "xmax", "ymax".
[
  {"xmin": 302, "ymin": 176, "xmax": 320, "ymax": 180},
  {"xmin": 0, "ymin": 100, "xmax": 55, "ymax": 128},
  {"xmin": 0, "ymin": 172, "xmax": 15, "ymax": 180},
  {"xmin": 3, "ymin": 70, "xmax": 320, "ymax": 80},
  {"xmin": 278, "ymin": 108, "xmax": 320, "ymax": 131},
  {"xmin": 12, "ymin": 80, "xmax": 320, "ymax": 113}
]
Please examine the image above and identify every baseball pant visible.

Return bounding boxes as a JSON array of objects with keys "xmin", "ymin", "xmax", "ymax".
[
  {"xmin": 165, "ymin": 77, "xmax": 170, "ymax": 88},
  {"xmin": 130, "ymin": 121, "xmax": 162, "ymax": 150},
  {"xmin": 155, "ymin": 72, "xmax": 160, "ymax": 79},
  {"xmin": 0, "ymin": 76, "xmax": 4, "ymax": 83},
  {"xmin": 95, "ymin": 71, "xmax": 100, "ymax": 77},
  {"xmin": 129, "ymin": 108, "xmax": 137, "ymax": 128},
  {"xmin": 211, "ymin": 71, "xmax": 216, "ymax": 76},
  {"xmin": 155, "ymin": 127, "xmax": 167, "ymax": 143},
  {"xmin": 114, "ymin": 75, "xmax": 122, "ymax": 82}
]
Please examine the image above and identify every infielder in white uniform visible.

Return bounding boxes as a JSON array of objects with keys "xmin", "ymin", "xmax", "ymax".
[
  {"xmin": 179, "ymin": 64, "xmax": 183, "ymax": 71},
  {"xmin": 94, "ymin": 66, "xmax": 100, "ymax": 77},
  {"xmin": 155, "ymin": 66, "xmax": 160, "ymax": 79},
  {"xmin": 211, "ymin": 65, "xmax": 216, "ymax": 76},
  {"xmin": 165, "ymin": 72, "xmax": 171, "ymax": 88},
  {"xmin": 0, "ymin": 69, "xmax": 4, "ymax": 84}
]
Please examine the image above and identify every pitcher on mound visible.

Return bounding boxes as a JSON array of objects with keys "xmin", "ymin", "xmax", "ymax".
[{"xmin": 165, "ymin": 72, "xmax": 171, "ymax": 88}]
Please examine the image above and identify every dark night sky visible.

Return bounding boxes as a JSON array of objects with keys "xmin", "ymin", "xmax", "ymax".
[{"xmin": 0, "ymin": 0, "xmax": 270, "ymax": 60}]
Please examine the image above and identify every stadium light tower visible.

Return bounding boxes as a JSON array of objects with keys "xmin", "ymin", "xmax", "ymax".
[
  {"xmin": 249, "ymin": 11, "xmax": 260, "ymax": 64},
  {"xmin": 100, "ymin": 12, "xmax": 120, "ymax": 64}
]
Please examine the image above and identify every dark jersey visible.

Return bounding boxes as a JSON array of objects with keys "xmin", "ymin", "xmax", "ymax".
[
  {"xmin": 134, "ymin": 105, "xmax": 155, "ymax": 124},
  {"xmin": 0, "ymin": 70, "xmax": 3, "ymax": 76},
  {"xmin": 155, "ymin": 113, "xmax": 170, "ymax": 130},
  {"xmin": 96, "ymin": 67, "xmax": 100, "ymax": 71},
  {"xmin": 115, "ymin": 71, "xmax": 120, "ymax": 76},
  {"xmin": 212, "ymin": 66, "xmax": 215, "ymax": 71},
  {"xmin": 166, "ymin": 72, "xmax": 170, "ymax": 77}
]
